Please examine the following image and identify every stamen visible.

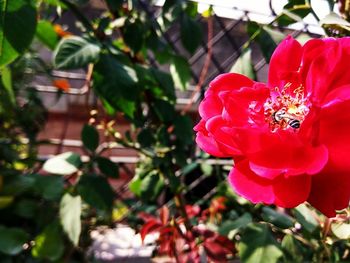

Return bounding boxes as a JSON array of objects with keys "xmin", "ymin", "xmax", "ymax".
[{"xmin": 264, "ymin": 83, "xmax": 309, "ymax": 132}]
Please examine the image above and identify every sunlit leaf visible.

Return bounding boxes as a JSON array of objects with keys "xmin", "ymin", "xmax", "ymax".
[
  {"xmin": 43, "ymin": 152, "xmax": 81, "ymax": 175},
  {"xmin": 32, "ymin": 222, "xmax": 64, "ymax": 261},
  {"xmin": 53, "ymin": 36, "xmax": 100, "ymax": 69},
  {"xmin": 230, "ymin": 48, "xmax": 256, "ymax": 80},
  {"xmin": 59, "ymin": 193, "xmax": 81, "ymax": 246}
]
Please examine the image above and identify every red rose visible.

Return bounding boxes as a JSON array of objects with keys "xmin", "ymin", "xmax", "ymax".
[{"xmin": 194, "ymin": 36, "xmax": 350, "ymax": 217}]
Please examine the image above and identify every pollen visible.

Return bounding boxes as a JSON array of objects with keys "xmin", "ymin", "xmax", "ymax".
[{"xmin": 264, "ymin": 83, "xmax": 310, "ymax": 132}]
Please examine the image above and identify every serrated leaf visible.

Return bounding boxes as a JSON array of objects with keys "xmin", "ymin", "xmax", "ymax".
[
  {"xmin": 0, "ymin": 0, "xmax": 37, "ymax": 67},
  {"xmin": 0, "ymin": 225, "xmax": 28, "ymax": 255},
  {"xmin": 53, "ymin": 36, "xmax": 100, "ymax": 69},
  {"xmin": 239, "ymin": 223, "xmax": 283, "ymax": 263},
  {"xmin": 43, "ymin": 152, "xmax": 81, "ymax": 175},
  {"xmin": 230, "ymin": 48, "xmax": 256, "ymax": 80},
  {"xmin": 59, "ymin": 193, "xmax": 81, "ymax": 246},
  {"xmin": 81, "ymin": 124, "xmax": 99, "ymax": 152}
]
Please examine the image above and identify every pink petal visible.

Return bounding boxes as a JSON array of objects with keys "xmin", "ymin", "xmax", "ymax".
[
  {"xmin": 229, "ymin": 160, "xmax": 311, "ymax": 208},
  {"xmin": 206, "ymin": 73, "xmax": 254, "ymax": 95},
  {"xmin": 198, "ymin": 95, "xmax": 223, "ymax": 121},
  {"xmin": 268, "ymin": 36, "xmax": 303, "ymax": 88},
  {"xmin": 194, "ymin": 120, "xmax": 228, "ymax": 157},
  {"xmin": 206, "ymin": 116, "xmax": 242, "ymax": 155}
]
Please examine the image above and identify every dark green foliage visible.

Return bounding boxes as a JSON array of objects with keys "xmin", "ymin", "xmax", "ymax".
[{"xmin": 0, "ymin": 0, "xmax": 349, "ymax": 262}]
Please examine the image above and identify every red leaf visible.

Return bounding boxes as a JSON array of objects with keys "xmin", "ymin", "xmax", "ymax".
[
  {"xmin": 160, "ymin": 206, "xmax": 170, "ymax": 225},
  {"xmin": 185, "ymin": 205, "xmax": 201, "ymax": 217},
  {"xmin": 138, "ymin": 212, "xmax": 157, "ymax": 222},
  {"xmin": 140, "ymin": 219, "xmax": 162, "ymax": 242},
  {"xmin": 203, "ymin": 240, "xmax": 228, "ymax": 262}
]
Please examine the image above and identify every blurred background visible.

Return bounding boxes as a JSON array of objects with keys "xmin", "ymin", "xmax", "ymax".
[{"xmin": 1, "ymin": 0, "xmax": 350, "ymax": 262}]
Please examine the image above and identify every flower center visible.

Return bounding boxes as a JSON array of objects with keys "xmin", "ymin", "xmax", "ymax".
[{"xmin": 264, "ymin": 83, "xmax": 310, "ymax": 132}]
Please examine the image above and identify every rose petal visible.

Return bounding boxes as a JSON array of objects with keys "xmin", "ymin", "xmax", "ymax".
[
  {"xmin": 234, "ymin": 128, "xmax": 328, "ymax": 178},
  {"xmin": 198, "ymin": 95, "xmax": 223, "ymax": 121},
  {"xmin": 229, "ymin": 160, "xmax": 311, "ymax": 208},
  {"xmin": 320, "ymin": 97, "xmax": 350, "ymax": 171},
  {"xmin": 206, "ymin": 73, "xmax": 254, "ymax": 95},
  {"xmin": 308, "ymin": 164, "xmax": 350, "ymax": 218},
  {"xmin": 206, "ymin": 116, "xmax": 241, "ymax": 155},
  {"xmin": 268, "ymin": 36, "xmax": 303, "ymax": 88},
  {"xmin": 194, "ymin": 120, "xmax": 228, "ymax": 157}
]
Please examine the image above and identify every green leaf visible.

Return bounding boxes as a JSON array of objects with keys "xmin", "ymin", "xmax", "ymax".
[
  {"xmin": 173, "ymin": 115, "xmax": 193, "ymax": 145},
  {"xmin": 36, "ymin": 20, "xmax": 59, "ymax": 50},
  {"xmin": 59, "ymin": 193, "xmax": 81, "ymax": 246},
  {"xmin": 261, "ymin": 207, "xmax": 294, "ymax": 229},
  {"xmin": 14, "ymin": 199, "xmax": 37, "ymax": 219},
  {"xmin": 150, "ymin": 68, "xmax": 175, "ymax": 100},
  {"xmin": 281, "ymin": 234, "xmax": 304, "ymax": 263},
  {"xmin": 200, "ymin": 162, "xmax": 213, "ymax": 176},
  {"xmin": 277, "ymin": 0, "xmax": 311, "ymax": 26},
  {"xmin": 137, "ymin": 128, "xmax": 155, "ymax": 148},
  {"xmin": 53, "ymin": 36, "xmax": 101, "ymax": 69},
  {"xmin": 180, "ymin": 14, "xmax": 202, "ymax": 54},
  {"xmin": 129, "ymin": 174, "xmax": 142, "ymax": 196},
  {"xmin": 123, "ymin": 19, "xmax": 144, "ymax": 53},
  {"xmin": 239, "ymin": 223, "xmax": 283, "ymax": 263},
  {"xmin": 32, "ymin": 222, "xmax": 64, "ymax": 261},
  {"xmin": 170, "ymin": 55, "xmax": 191, "ymax": 90},
  {"xmin": 43, "ymin": 152, "xmax": 81, "ymax": 175},
  {"xmin": 219, "ymin": 213, "xmax": 252, "ymax": 239},
  {"xmin": 0, "ymin": 0, "xmax": 37, "ymax": 67},
  {"xmin": 1, "ymin": 66, "xmax": 15, "ymax": 105},
  {"xmin": 331, "ymin": 222, "xmax": 350, "ymax": 239},
  {"xmin": 32, "ymin": 174, "xmax": 64, "ymax": 200},
  {"xmin": 93, "ymin": 54, "xmax": 138, "ymax": 118},
  {"xmin": 0, "ymin": 225, "xmax": 28, "ymax": 255},
  {"xmin": 247, "ymin": 22, "xmax": 285, "ymax": 63},
  {"xmin": 77, "ymin": 174, "xmax": 114, "ymax": 211},
  {"xmin": 152, "ymin": 99, "xmax": 175, "ymax": 123},
  {"xmin": 96, "ymin": 157, "xmax": 119, "ymax": 178},
  {"xmin": 81, "ymin": 124, "xmax": 99, "ymax": 152},
  {"xmin": 320, "ymin": 12, "xmax": 350, "ymax": 26},
  {"xmin": 1, "ymin": 175, "xmax": 35, "ymax": 196},
  {"xmin": 230, "ymin": 48, "xmax": 256, "ymax": 80},
  {"xmin": 293, "ymin": 204, "xmax": 319, "ymax": 233},
  {"xmin": 140, "ymin": 171, "xmax": 164, "ymax": 202}
]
